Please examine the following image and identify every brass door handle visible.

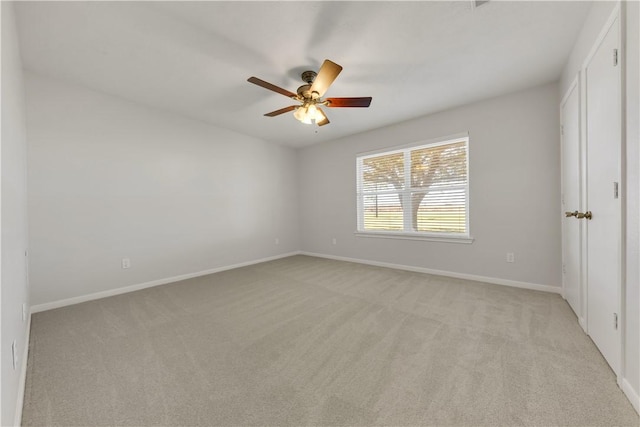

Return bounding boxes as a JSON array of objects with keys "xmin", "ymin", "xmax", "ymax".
[
  {"xmin": 585, "ymin": 211, "xmax": 592, "ymax": 220},
  {"xmin": 566, "ymin": 210, "xmax": 593, "ymax": 219},
  {"xmin": 576, "ymin": 211, "xmax": 593, "ymax": 220}
]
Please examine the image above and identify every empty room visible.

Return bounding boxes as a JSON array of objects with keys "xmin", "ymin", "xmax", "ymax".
[{"xmin": 2, "ymin": 1, "xmax": 639, "ymax": 426}]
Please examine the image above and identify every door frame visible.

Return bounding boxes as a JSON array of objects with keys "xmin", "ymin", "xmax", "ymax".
[
  {"xmin": 560, "ymin": 75, "xmax": 586, "ymax": 331},
  {"xmin": 579, "ymin": 3, "xmax": 625, "ymax": 381}
]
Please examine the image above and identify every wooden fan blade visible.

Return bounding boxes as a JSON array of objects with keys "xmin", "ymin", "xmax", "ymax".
[
  {"xmin": 325, "ymin": 97, "xmax": 372, "ymax": 108},
  {"xmin": 247, "ymin": 77, "xmax": 296, "ymax": 98},
  {"xmin": 310, "ymin": 60, "xmax": 343, "ymax": 97},
  {"xmin": 264, "ymin": 105, "xmax": 298, "ymax": 117},
  {"xmin": 316, "ymin": 107, "xmax": 330, "ymax": 126}
]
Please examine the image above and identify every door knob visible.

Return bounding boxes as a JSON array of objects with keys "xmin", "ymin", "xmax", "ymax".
[
  {"xmin": 576, "ymin": 211, "xmax": 593, "ymax": 220},
  {"xmin": 565, "ymin": 211, "xmax": 578, "ymax": 217}
]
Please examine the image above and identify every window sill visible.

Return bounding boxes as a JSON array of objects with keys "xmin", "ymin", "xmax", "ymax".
[{"xmin": 354, "ymin": 231, "xmax": 474, "ymax": 244}]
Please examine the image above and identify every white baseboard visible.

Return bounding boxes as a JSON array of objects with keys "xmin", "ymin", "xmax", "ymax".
[
  {"xmin": 31, "ymin": 250, "xmax": 562, "ymax": 313},
  {"xmin": 31, "ymin": 251, "xmax": 301, "ymax": 313},
  {"xmin": 300, "ymin": 251, "xmax": 561, "ymax": 294},
  {"xmin": 14, "ymin": 311, "xmax": 31, "ymax": 427},
  {"xmin": 578, "ymin": 316, "xmax": 587, "ymax": 332},
  {"xmin": 30, "ymin": 250, "xmax": 562, "ymax": 314},
  {"xmin": 621, "ymin": 378, "xmax": 640, "ymax": 414}
]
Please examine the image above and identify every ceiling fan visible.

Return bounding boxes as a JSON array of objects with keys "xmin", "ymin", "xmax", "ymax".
[{"xmin": 247, "ymin": 59, "xmax": 372, "ymax": 127}]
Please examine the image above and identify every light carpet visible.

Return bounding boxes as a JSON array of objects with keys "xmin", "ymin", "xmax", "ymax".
[{"xmin": 22, "ymin": 255, "xmax": 639, "ymax": 426}]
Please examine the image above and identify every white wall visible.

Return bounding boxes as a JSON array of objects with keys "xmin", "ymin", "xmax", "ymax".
[
  {"xmin": 560, "ymin": 2, "xmax": 617, "ymax": 95},
  {"xmin": 560, "ymin": 1, "xmax": 640, "ymax": 409},
  {"xmin": 26, "ymin": 72, "xmax": 299, "ymax": 307},
  {"xmin": 298, "ymin": 83, "xmax": 561, "ymax": 288},
  {"xmin": 1, "ymin": 2, "xmax": 30, "ymax": 426}
]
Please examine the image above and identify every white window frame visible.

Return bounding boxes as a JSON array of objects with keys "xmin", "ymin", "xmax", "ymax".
[{"xmin": 355, "ymin": 134, "xmax": 473, "ymax": 244}]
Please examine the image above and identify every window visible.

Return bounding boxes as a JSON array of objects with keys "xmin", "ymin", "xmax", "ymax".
[{"xmin": 356, "ymin": 136, "xmax": 470, "ymax": 242}]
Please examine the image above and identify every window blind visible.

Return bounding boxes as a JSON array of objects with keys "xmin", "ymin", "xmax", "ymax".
[{"xmin": 357, "ymin": 137, "xmax": 469, "ymax": 235}]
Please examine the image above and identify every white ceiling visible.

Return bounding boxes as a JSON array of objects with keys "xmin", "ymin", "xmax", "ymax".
[{"xmin": 15, "ymin": 1, "xmax": 591, "ymax": 147}]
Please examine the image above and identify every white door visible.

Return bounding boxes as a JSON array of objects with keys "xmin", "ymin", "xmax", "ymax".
[
  {"xmin": 584, "ymin": 16, "xmax": 621, "ymax": 374},
  {"xmin": 561, "ymin": 80, "xmax": 582, "ymax": 322}
]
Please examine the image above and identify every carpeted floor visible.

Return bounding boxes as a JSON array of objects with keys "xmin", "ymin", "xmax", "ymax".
[{"xmin": 22, "ymin": 255, "xmax": 639, "ymax": 426}]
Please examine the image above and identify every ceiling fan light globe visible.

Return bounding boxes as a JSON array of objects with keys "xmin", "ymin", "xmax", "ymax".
[{"xmin": 293, "ymin": 106, "xmax": 305, "ymax": 121}]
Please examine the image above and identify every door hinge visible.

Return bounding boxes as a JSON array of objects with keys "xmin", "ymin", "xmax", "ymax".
[
  {"xmin": 561, "ymin": 125, "xmax": 564, "ymax": 136},
  {"xmin": 614, "ymin": 313, "xmax": 618, "ymax": 330},
  {"xmin": 613, "ymin": 48, "xmax": 618, "ymax": 66},
  {"xmin": 614, "ymin": 182, "xmax": 619, "ymax": 199},
  {"xmin": 562, "ymin": 263, "xmax": 566, "ymax": 274}
]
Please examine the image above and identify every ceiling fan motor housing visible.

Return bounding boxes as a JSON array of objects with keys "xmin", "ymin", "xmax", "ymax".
[
  {"xmin": 297, "ymin": 84, "xmax": 315, "ymax": 100},
  {"xmin": 301, "ymin": 70, "xmax": 317, "ymax": 84},
  {"xmin": 298, "ymin": 70, "xmax": 319, "ymax": 100}
]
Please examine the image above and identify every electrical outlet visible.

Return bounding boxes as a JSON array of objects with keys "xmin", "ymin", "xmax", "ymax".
[
  {"xmin": 275, "ymin": 238, "xmax": 280, "ymax": 245},
  {"xmin": 332, "ymin": 237, "xmax": 337, "ymax": 245},
  {"xmin": 121, "ymin": 258, "xmax": 131, "ymax": 269},
  {"xmin": 506, "ymin": 253, "xmax": 515, "ymax": 263}
]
